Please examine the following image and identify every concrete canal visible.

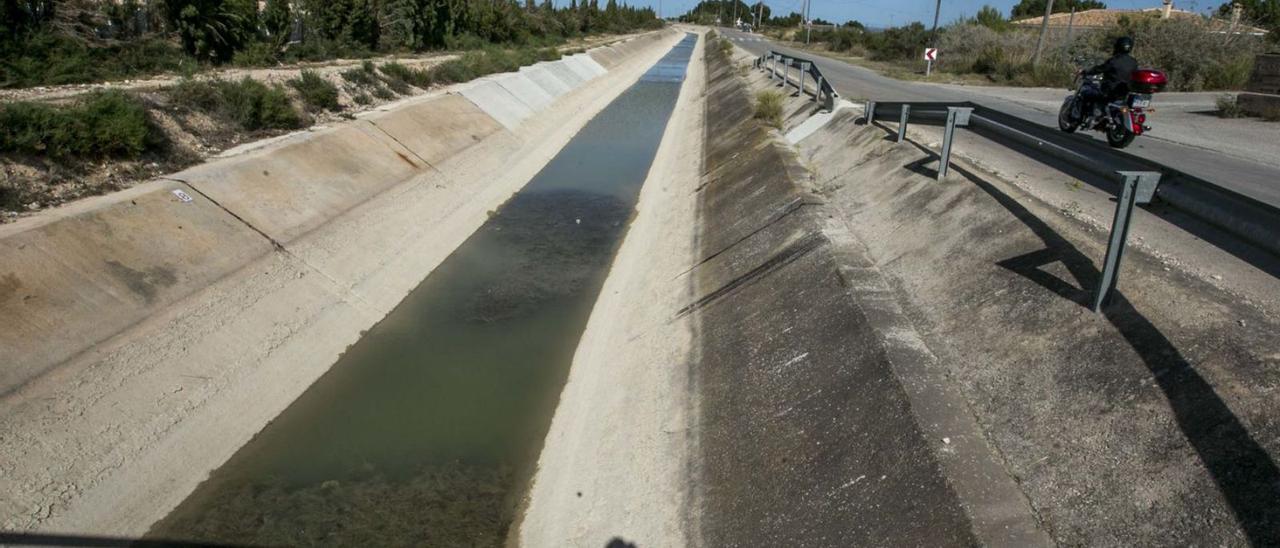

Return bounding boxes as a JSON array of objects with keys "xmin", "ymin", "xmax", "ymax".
[{"xmin": 148, "ymin": 34, "xmax": 698, "ymax": 546}]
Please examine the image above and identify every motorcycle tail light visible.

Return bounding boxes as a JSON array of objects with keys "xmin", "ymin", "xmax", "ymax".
[{"xmin": 1137, "ymin": 113, "xmax": 1147, "ymax": 124}]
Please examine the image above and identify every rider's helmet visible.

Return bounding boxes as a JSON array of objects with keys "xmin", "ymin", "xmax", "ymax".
[{"xmin": 1113, "ymin": 36, "xmax": 1134, "ymax": 55}]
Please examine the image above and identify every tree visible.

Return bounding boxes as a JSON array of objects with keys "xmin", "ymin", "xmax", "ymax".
[
  {"xmin": 261, "ymin": 0, "xmax": 291, "ymax": 41},
  {"xmin": 974, "ymin": 5, "xmax": 1008, "ymax": 30},
  {"xmin": 165, "ymin": 0, "xmax": 257, "ymax": 62},
  {"xmin": 1215, "ymin": 0, "xmax": 1279, "ymax": 40},
  {"xmin": 1011, "ymin": 0, "xmax": 1106, "ymax": 20}
]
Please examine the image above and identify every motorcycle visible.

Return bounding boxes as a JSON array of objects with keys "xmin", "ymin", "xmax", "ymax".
[{"xmin": 1058, "ymin": 67, "xmax": 1168, "ymax": 149}]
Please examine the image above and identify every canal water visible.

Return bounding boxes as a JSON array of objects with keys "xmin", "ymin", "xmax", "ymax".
[{"xmin": 148, "ymin": 34, "xmax": 697, "ymax": 546}]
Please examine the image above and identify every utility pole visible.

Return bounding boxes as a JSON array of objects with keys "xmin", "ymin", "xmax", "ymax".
[
  {"xmin": 757, "ymin": 0, "xmax": 764, "ymax": 29},
  {"xmin": 733, "ymin": 0, "xmax": 738, "ymax": 27},
  {"xmin": 804, "ymin": 0, "xmax": 812, "ymax": 44},
  {"xmin": 1032, "ymin": 0, "xmax": 1055, "ymax": 65},
  {"xmin": 929, "ymin": 0, "xmax": 942, "ymax": 42},
  {"xmin": 1065, "ymin": 6, "xmax": 1076, "ymax": 44}
]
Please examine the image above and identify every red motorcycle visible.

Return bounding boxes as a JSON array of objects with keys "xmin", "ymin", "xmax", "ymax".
[{"xmin": 1058, "ymin": 68, "xmax": 1168, "ymax": 148}]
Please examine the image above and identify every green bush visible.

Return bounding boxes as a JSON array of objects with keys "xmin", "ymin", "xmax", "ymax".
[
  {"xmin": 1088, "ymin": 16, "xmax": 1264, "ymax": 91},
  {"xmin": 753, "ymin": 90, "xmax": 784, "ymax": 128},
  {"xmin": 232, "ymin": 41, "xmax": 282, "ymax": 67},
  {"xmin": 0, "ymin": 91, "xmax": 161, "ymax": 158},
  {"xmin": 341, "ymin": 61, "xmax": 380, "ymax": 86},
  {"xmin": 289, "ymin": 70, "xmax": 340, "ymax": 111},
  {"xmin": 170, "ymin": 77, "xmax": 303, "ymax": 131},
  {"xmin": 380, "ymin": 61, "xmax": 433, "ymax": 88},
  {"xmin": 165, "ymin": 0, "xmax": 259, "ymax": 63},
  {"xmin": 0, "ymin": 33, "xmax": 190, "ymax": 88}
]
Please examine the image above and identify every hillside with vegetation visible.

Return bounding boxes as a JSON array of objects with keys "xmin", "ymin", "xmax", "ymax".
[
  {"xmin": 0, "ymin": 0, "xmax": 661, "ymax": 218},
  {"xmin": 753, "ymin": 0, "xmax": 1272, "ymax": 91}
]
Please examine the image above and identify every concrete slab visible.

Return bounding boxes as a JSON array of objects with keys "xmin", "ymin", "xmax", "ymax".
[
  {"xmin": 587, "ymin": 46, "xmax": 623, "ymax": 69},
  {"xmin": 520, "ymin": 64, "xmax": 573, "ymax": 99},
  {"xmin": 784, "ymin": 100, "xmax": 858, "ymax": 144},
  {"xmin": 173, "ymin": 121, "xmax": 425, "ymax": 245},
  {"xmin": 543, "ymin": 61, "xmax": 586, "ymax": 90},
  {"xmin": 572, "ymin": 53, "xmax": 608, "ymax": 77},
  {"xmin": 364, "ymin": 93, "xmax": 503, "ymax": 166},
  {"xmin": 457, "ymin": 79, "xmax": 535, "ymax": 130},
  {"xmin": 0, "ymin": 180, "xmax": 272, "ymax": 394},
  {"xmin": 493, "ymin": 72, "xmax": 555, "ymax": 112},
  {"xmin": 559, "ymin": 56, "xmax": 601, "ymax": 83}
]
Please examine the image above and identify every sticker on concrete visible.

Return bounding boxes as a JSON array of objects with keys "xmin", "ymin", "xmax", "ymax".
[{"xmin": 172, "ymin": 189, "xmax": 194, "ymax": 203}]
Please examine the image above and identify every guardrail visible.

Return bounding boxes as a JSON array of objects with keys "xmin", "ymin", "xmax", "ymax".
[
  {"xmin": 753, "ymin": 50, "xmax": 838, "ymax": 111},
  {"xmin": 752, "ymin": 53, "xmax": 1280, "ymax": 310},
  {"xmin": 858, "ymin": 99, "xmax": 1280, "ymax": 311}
]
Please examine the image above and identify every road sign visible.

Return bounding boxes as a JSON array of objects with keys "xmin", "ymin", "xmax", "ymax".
[{"xmin": 924, "ymin": 48, "xmax": 938, "ymax": 61}]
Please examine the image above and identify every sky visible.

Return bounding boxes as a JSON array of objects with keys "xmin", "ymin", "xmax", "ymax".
[{"xmin": 608, "ymin": 0, "xmax": 1221, "ymax": 29}]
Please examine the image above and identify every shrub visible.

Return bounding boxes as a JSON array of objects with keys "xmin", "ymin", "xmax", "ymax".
[
  {"xmin": 341, "ymin": 66, "xmax": 378, "ymax": 86},
  {"xmin": 380, "ymin": 61, "xmax": 433, "ymax": 88},
  {"xmin": 383, "ymin": 77, "xmax": 411, "ymax": 95},
  {"xmin": 754, "ymin": 90, "xmax": 784, "ymax": 128},
  {"xmin": 1216, "ymin": 94, "xmax": 1246, "ymax": 118},
  {"xmin": 0, "ymin": 91, "xmax": 161, "ymax": 158},
  {"xmin": 170, "ymin": 77, "xmax": 303, "ymax": 131},
  {"xmin": 352, "ymin": 92, "xmax": 372, "ymax": 105},
  {"xmin": 232, "ymin": 41, "xmax": 282, "ymax": 67},
  {"xmin": 289, "ymin": 70, "xmax": 340, "ymax": 111},
  {"xmin": 1087, "ymin": 16, "xmax": 1264, "ymax": 91},
  {"xmin": 0, "ymin": 32, "xmax": 190, "ymax": 88}
]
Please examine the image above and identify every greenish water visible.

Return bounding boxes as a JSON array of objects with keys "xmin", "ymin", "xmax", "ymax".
[{"xmin": 148, "ymin": 34, "xmax": 697, "ymax": 546}]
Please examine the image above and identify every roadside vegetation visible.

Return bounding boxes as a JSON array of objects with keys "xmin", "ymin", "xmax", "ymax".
[
  {"xmin": 0, "ymin": 90, "xmax": 163, "ymax": 159},
  {"xmin": 168, "ymin": 77, "xmax": 304, "ymax": 131},
  {"xmin": 753, "ymin": 90, "xmax": 784, "ymax": 128},
  {"xmin": 1, "ymin": 0, "xmax": 663, "ymax": 218},
  {"xmin": 733, "ymin": 0, "xmax": 1274, "ymax": 92},
  {"xmin": 2, "ymin": 0, "xmax": 660, "ymax": 88}
]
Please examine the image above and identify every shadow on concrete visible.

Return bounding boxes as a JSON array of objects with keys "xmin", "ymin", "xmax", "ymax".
[
  {"xmin": 867, "ymin": 118, "xmax": 1280, "ymax": 281},
  {"xmin": 945, "ymin": 160, "xmax": 1280, "ymax": 546},
  {"xmin": 605, "ymin": 537, "xmax": 638, "ymax": 548}
]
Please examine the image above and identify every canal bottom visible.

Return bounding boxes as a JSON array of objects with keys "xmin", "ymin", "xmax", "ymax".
[{"xmin": 147, "ymin": 34, "xmax": 697, "ymax": 546}]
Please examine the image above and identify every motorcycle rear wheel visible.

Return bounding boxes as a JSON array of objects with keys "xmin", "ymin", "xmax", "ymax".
[
  {"xmin": 1106, "ymin": 123, "xmax": 1135, "ymax": 148},
  {"xmin": 1058, "ymin": 98, "xmax": 1080, "ymax": 133}
]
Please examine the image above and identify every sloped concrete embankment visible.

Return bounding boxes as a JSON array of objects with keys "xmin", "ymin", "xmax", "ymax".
[
  {"xmin": 687, "ymin": 39, "xmax": 1050, "ymax": 546},
  {"xmin": 783, "ymin": 73, "xmax": 1280, "ymax": 545},
  {"xmin": 0, "ymin": 28, "xmax": 682, "ymax": 536}
]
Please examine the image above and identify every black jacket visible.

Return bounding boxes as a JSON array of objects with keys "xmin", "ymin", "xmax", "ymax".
[{"xmin": 1086, "ymin": 53, "xmax": 1138, "ymax": 98}]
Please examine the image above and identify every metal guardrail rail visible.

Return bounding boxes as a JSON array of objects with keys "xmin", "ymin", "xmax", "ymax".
[
  {"xmin": 751, "ymin": 54, "xmax": 1280, "ymax": 310},
  {"xmin": 863, "ymin": 100, "xmax": 1280, "ymax": 262},
  {"xmin": 753, "ymin": 50, "xmax": 839, "ymax": 111}
]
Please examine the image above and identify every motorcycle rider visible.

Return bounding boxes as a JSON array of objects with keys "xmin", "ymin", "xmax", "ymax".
[{"xmin": 1077, "ymin": 36, "xmax": 1138, "ymax": 118}]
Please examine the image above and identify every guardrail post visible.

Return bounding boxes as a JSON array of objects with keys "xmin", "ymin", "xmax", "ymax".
[
  {"xmin": 897, "ymin": 104, "xmax": 910, "ymax": 143},
  {"xmin": 1092, "ymin": 171, "xmax": 1162, "ymax": 312},
  {"xmin": 780, "ymin": 59, "xmax": 790, "ymax": 88},
  {"xmin": 797, "ymin": 62, "xmax": 809, "ymax": 97},
  {"xmin": 938, "ymin": 107, "xmax": 973, "ymax": 180},
  {"xmin": 864, "ymin": 101, "xmax": 876, "ymax": 123},
  {"xmin": 814, "ymin": 75, "xmax": 823, "ymax": 104},
  {"xmin": 769, "ymin": 54, "xmax": 777, "ymax": 80}
]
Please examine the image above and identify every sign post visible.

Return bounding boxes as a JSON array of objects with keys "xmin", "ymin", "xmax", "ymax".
[{"xmin": 924, "ymin": 48, "xmax": 938, "ymax": 77}]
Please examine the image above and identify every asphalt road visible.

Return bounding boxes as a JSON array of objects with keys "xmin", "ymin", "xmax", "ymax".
[{"xmin": 719, "ymin": 28, "xmax": 1280, "ymax": 209}]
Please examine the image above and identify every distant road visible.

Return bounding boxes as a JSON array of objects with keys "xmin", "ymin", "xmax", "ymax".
[{"xmin": 719, "ymin": 28, "xmax": 1280, "ymax": 209}]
